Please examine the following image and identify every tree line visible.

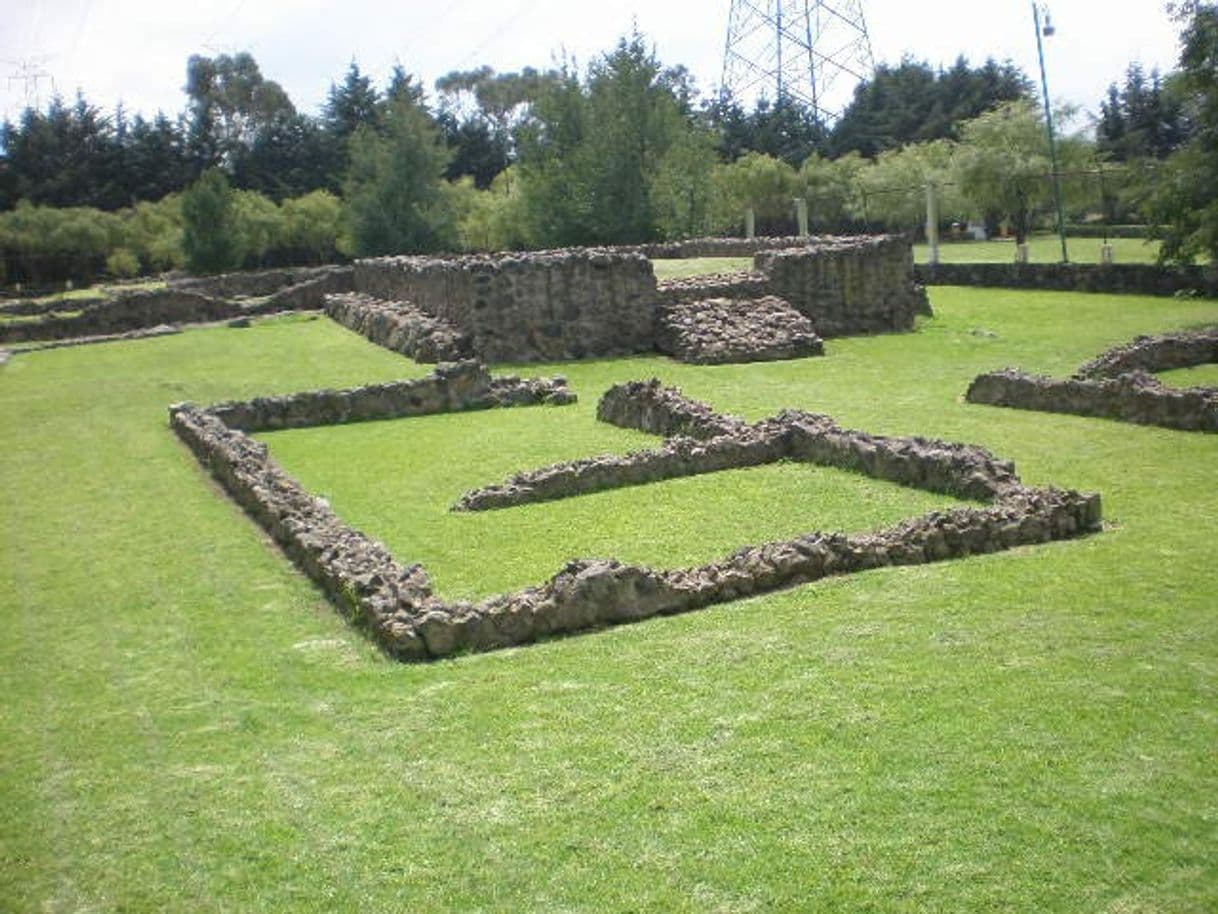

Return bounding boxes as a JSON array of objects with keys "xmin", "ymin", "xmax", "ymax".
[{"xmin": 1, "ymin": 3, "xmax": 1215, "ymax": 282}]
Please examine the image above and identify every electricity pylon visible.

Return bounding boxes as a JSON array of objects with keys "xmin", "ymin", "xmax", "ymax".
[{"xmin": 721, "ymin": 0, "xmax": 875, "ymax": 122}]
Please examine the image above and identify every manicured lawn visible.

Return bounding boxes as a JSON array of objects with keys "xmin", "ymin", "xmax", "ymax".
[
  {"xmin": 914, "ymin": 234, "xmax": 1162, "ymax": 265},
  {"xmin": 3, "ymin": 292, "xmax": 1218, "ymax": 912},
  {"xmin": 261, "ymin": 420, "xmax": 967, "ymax": 601},
  {"xmin": 26, "ymin": 278, "xmax": 167, "ymax": 302},
  {"xmin": 651, "ymin": 256, "xmax": 753, "ymax": 279},
  {"xmin": 1159, "ymin": 363, "xmax": 1218, "ymax": 388}
]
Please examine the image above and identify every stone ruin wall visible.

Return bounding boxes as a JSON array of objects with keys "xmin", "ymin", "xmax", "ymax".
[
  {"xmin": 757, "ymin": 236, "xmax": 931, "ymax": 336},
  {"xmin": 3, "ymin": 237, "xmax": 926, "ymax": 357},
  {"xmin": 354, "ymin": 249, "xmax": 658, "ymax": 362},
  {"xmin": 915, "ymin": 262, "xmax": 1218, "ymax": 298},
  {"xmin": 0, "ymin": 268, "xmax": 353, "ymax": 346},
  {"xmin": 965, "ymin": 328, "xmax": 1218, "ymax": 433},
  {"xmin": 171, "ymin": 368, "xmax": 1102, "ymax": 661},
  {"xmin": 347, "ymin": 236, "xmax": 928, "ymax": 363},
  {"xmin": 654, "ymin": 236, "xmax": 929, "ymax": 339}
]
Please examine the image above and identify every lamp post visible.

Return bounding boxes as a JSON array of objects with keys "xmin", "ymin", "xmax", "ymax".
[{"xmin": 1033, "ymin": 2, "xmax": 1069, "ymax": 263}]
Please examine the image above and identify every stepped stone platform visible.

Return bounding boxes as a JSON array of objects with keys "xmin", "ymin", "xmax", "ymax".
[
  {"xmin": 656, "ymin": 295, "xmax": 824, "ymax": 365},
  {"xmin": 324, "ymin": 292, "xmax": 472, "ymax": 363}
]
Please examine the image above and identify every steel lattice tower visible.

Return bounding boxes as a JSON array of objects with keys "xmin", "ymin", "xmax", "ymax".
[{"xmin": 721, "ymin": 0, "xmax": 875, "ymax": 123}]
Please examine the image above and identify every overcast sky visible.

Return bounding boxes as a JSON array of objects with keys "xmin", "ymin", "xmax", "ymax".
[{"xmin": 1, "ymin": 0, "xmax": 1184, "ymax": 127}]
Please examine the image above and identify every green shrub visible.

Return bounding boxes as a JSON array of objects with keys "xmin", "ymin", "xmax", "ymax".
[{"xmin": 105, "ymin": 248, "xmax": 141, "ymax": 278}]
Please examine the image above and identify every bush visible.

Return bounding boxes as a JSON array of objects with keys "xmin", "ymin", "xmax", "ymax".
[{"xmin": 106, "ymin": 248, "xmax": 141, "ymax": 278}]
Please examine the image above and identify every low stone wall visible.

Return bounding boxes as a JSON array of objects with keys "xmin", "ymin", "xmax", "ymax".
[
  {"xmin": 966, "ymin": 368, "xmax": 1218, "ymax": 432},
  {"xmin": 171, "ymin": 265, "xmax": 345, "ymax": 299},
  {"xmin": 354, "ymin": 248, "xmax": 657, "ymax": 362},
  {"xmin": 628, "ymin": 236, "xmax": 821, "ymax": 259},
  {"xmin": 171, "ymin": 404, "xmax": 441, "ymax": 660},
  {"xmin": 600, "ymin": 382, "xmax": 1021, "ymax": 502},
  {"xmin": 172, "ymin": 371, "xmax": 1102, "ymax": 661},
  {"xmin": 205, "ymin": 360, "xmax": 573, "ymax": 433},
  {"xmin": 0, "ymin": 271, "xmax": 350, "ymax": 344},
  {"xmin": 967, "ymin": 327, "xmax": 1218, "ymax": 432},
  {"xmin": 454, "ymin": 425, "xmax": 789, "ymax": 511},
  {"xmin": 0, "ymin": 289, "xmax": 237, "ymax": 344},
  {"xmin": 596, "ymin": 378, "xmax": 748, "ymax": 440},
  {"xmin": 656, "ymin": 295, "xmax": 824, "ymax": 365},
  {"xmin": 915, "ymin": 262, "xmax": 1218, "ymax": 298},
  {"xmin": 1075, "ymin": 328, "xmax": 1218, "ymax": 379},
  {"xmin": 324, "ymin": 292, "xmax": 472, "ymax": 362},
  {"xmin": 260, "ymin": 267, "xmax": 353, "ymax": 311},
  {"xmin": 1, "ymin": 324, "xmax": 181, "ymax": 355},
  {"xmin": 0, "ymin": 294, "xmax": 108, "ymax": 317}
]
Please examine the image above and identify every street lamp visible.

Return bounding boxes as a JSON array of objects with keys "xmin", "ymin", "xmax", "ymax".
[{"xmin": 1033, "ymin": 2, "xmax": 1069, "ymax": 263}]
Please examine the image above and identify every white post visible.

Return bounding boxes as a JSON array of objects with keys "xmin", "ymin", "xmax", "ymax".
[
  {"xmin": 1101, "ymin": 244, "xmax": 1114, "ymax": 265},
  {"xmin": 925, "ymin": 183, "xmax": 940, "ymax": 266},
  {"xmin": 745, "ymin": 207, "xmax": 756, "ymax": 239},
  {"xmin": 1015, "ymin": 243, "xmax": 1030, "ymax": 264},
  {"xmin": 794, "ymin": 198, "xmax": 809, "ymax": 237}
]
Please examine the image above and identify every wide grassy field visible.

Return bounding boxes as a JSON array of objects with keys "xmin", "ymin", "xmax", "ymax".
[
  {"xmin": 2, "ymin": 286, "xmax": 1217, "ymax": 912},
  {"xmin": 647, "ymin": 237, "xmax": 1166, "ymax": 271},
  {"xmin": 914, "ymin": 234, "xmax": 1162, "ymax": 265}
]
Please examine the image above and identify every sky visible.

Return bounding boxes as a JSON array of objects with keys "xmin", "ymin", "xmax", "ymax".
[{"xmin": 0, "ymin": 0, "xmax": 1184, "ymax": 127}]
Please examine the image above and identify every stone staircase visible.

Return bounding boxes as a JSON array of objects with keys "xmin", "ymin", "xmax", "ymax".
[
  {"xmin": 324, "ymin": 292, "xmax": 472, "ymax": 363},
  {"xmin": 656, "ymin": 295, "xmax": 824, "ymax": 365}
]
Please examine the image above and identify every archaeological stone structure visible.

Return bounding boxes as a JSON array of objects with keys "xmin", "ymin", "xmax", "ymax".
[
  {"xmin": 337, "ymin": 235, "xmax": 928, "ymax": 365},
  {"xmin": 171, "ymin": 365, "xmax": 1102, "ymax": 662},
  {"xmin": 0, "ymin": 267, "xmax": 353, "ymax": 346},
  {"xmin": 966, "ymin": 328, "xmax": 1218, "ymax": 432},
  {"xmin": 2, "ymin": 236, "xmax": 927, "ymax": 365}
]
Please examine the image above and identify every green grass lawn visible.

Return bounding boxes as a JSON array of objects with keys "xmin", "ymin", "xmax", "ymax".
[
  {"xmin": 261, "ymin": 421, "xmax": 968, "ymax": 601},
  {"xmin": 23, "ymin": 278, "xmax": 167, "ymax": 303},
  {"xmin": 1159, "ymin": 362, "xmax": 1218, "ymax": 388},
  {"xmin": 0, "ymin": 309, "xmax": 84, "ymax": 325},
  {"xmin": 647, "ymin": 237, "xmax": 1168, "ymax": 270},
  {"xmin": 651, "ymin": 256, "xmax": 754, "ymax": 279},
  {"xmin": 3, "ymin": 294, "xmax": 1218, "ymax": 912},
  {"xmin": 914, "ymin": 234, "xmax": 1162, "ymax": 265}
]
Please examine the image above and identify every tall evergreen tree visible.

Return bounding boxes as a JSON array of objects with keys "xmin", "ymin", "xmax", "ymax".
[
  {"xmin": 181, "ymin": 167, "xmax": 244, "ymax": 273},
  {"xmin": 323, "ymin": 61, "xmax": 382, "ymax": 141},
  {"xmin": 1097, "ymin": 63, "xmax": 1193, "ymax": 161},
  {"xmin": 514, "ymin": 33, "xmax": 702, "ymax": 246},
  {"xmin": 343, "ymin": 89, "xmax": 454, "ymax": 256},
  {"xmin": 234, "ymin": 111, "xmax": 336, "ymax": 199},
  {"xmin": 830, "ymin": 57, "xmax": 1032, "ymax": 157}
]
